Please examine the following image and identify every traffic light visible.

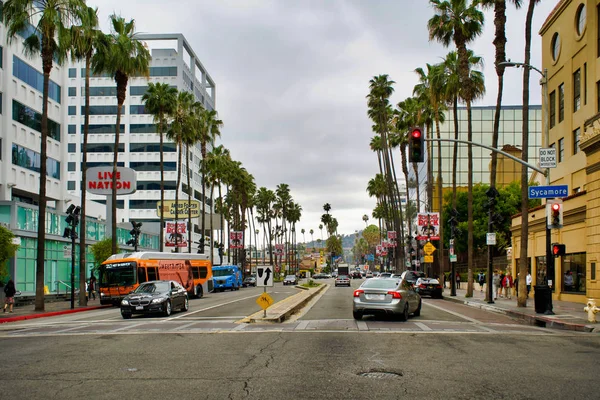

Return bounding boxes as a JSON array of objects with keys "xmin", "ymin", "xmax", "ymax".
[
  {"xmin": 546, "ymin": 200, "xmax": 563, "ymax": 229},
  {"xmin": 552, "ymin": 243, "xmax": 566, "ymax": 257},
  {"xmin": 127, "ymin": 221, "xmax": 143, "ymax": 251},
  {"xmin": 63, "ymin": 205, "xmax": 81, "ymax": 239},
  {"xmin": 408, "ymin": 126, "xmax": 424, "ymax": 163}
]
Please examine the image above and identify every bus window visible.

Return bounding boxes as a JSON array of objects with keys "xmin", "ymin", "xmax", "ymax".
[
  {"xmin": 147, "ymin": 267, "xmax": 158, "ymax": 281},
  {"xmin": 191, "ymin": 267, "xmax": 200, "ymax": 279},
  {"xmin": 138, "ymin": 267, "xmax": 147, "ymax": 284},
  {"xmin": 199, "ymin": 267, "xmax": 208, "ymax": 279}
]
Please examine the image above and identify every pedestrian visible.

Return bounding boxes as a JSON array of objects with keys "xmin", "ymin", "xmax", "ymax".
[
  {"xmin": 514, "ymin": 276, "xmax": 519, "ymax": 297},
  {"xmin": 492, "ymin": 270, "xmax": 500, "ymax": 300},
  {"xmin": 498, "ymin": 271, "xmax": 505, "ymax": 298},
  {"xmin": 3, "ymin": 280, "xmax": 17, "ymax": 313},
  {"xmin": 478, "ymin": 272, "xmax": 485, "ymax": 293},
  {"xmin": 88, "ymin": 273, "xmax": 97, "ymax": 300},
  {"xmin": 456, "ymin": 272, "xmax": 461, "ymax": 289},
  {"xmin": 503, "ymin": 272, "xmax": 514, "ymax": 300},
  {"xmin": 526, "ymin": 272, "xmax": 532, "ymax": 297},
  {"xmin": 564, "ymin": 271, "xmax": 574, "ymax": 292}
]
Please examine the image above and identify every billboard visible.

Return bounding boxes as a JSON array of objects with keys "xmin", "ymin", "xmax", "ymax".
[
  {"xmin": 86, "ymin": 166, "xmax": 136, "ymax": 195},
  {"xmin": 157, "ymin": 200, "xmax": 201, "ymax": 219},
  {"xmin": 164, "ymin": 221, "xmax": 187, "ymax": 248},
  {"xmin": 416, "ymin": 212, "xmax": 440, "ymax": 241},
  {"xmin": 230, "ymin": 231, "xmax": 244, "ymax": 249}
]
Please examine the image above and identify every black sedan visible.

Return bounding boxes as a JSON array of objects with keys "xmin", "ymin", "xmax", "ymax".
[
  {"xmin": 120, "ymin": 280, "xmax": 189, "ymax": 319},
  {"xmin": 351, "ymin": 271, "xmax": 362, "ymax": 279},
  {"xmin": 283, "ymin": 275, "xmax": 299, "ymax": 285},
  {"xmin": 414, "ymin": 278, "xmax": 443, "ymax": 298}
]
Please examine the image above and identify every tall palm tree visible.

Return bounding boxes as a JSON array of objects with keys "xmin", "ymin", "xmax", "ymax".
[
  {"xmin": 479, "ymin": 0, "xmax": 523, "ymax": 301},
  {"xmin": 301, "ymin": 228, "xmax": 306, "ymax": 244},
  {"xmin": 395, "ymin": 96, "xmax": 423, "ymax": 212},
  {"xmin": 142, "ymin": 83, "xmax": 178, "ymax": 252},
  {"xmin": 184, "ymin": 102, "xmax": 203, "ymax": 253},
  {"xmin": 70, "ymin": 5, "xmax": 100, "ymax": 307},
  {"xmin": 428, "ymin": 0, "xmax": 484, "ymax": 297},
  {"xmin": 93, "ymin": 14, "xmax": 151, "ymax": 254},
  {"xmin": 197, "ymin": 107, "xmax": 223, "ymax": 253},
  {"xmin": 319, "ymin": 224, "xmax": 324, "ymax": 245},
  {"xmin": 255, "ymin": 187, "xmax": 276, "ymax": 265},
  {"xmin": 3, "ymin": 0, "xmax": 85, "ymax": 311},
  {"xmin": 166, "ymin": 91, "xmax": 195, "ymax": 251},
  {"xmin": 310, "ymin": 229, "xmax": 314, "ymax": 248},
  {"xmin": 518, "ymin": 0, "xmax": 540, "ymax": 307},
  {"xmin": 362, "ymin": 215, "xmax": 369, "ymax": 227}
]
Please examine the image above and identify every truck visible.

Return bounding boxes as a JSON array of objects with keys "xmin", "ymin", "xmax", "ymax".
[
  {"xmin": 338, "ymin": 265, "xmax": 349, "ymax": 277},
  {"xmin": 212, "ymin": 265, "xmax": 243, "ymax": 292}
]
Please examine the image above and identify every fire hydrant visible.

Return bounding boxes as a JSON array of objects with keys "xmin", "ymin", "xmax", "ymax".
[{"xmin": 584, "ymin": 299, "xmax": 600, "ymax": 323}]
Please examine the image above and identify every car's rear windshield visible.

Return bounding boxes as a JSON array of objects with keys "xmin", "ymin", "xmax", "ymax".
[
  {"xmin": 337, "ymin": 275, "xmax": 349, "ymax": 279},
  {"xmin": 285, "ymin": 275, "xmax": 295, "ymax": 279},
  {"xmin": 361, "ymin": 279, "xmax": 399, "ymax": 289}
]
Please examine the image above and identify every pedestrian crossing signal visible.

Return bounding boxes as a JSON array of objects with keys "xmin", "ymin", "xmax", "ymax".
[
  {"xmin": 409, "ymin": 127, "xmax": 424, "ymax": 163},
  {"xmin": 552, "ymin": 243, "xmax": 565, "ymax": 257}
]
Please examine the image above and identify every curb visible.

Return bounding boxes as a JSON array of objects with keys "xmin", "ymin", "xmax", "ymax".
[
  {"xmin": 0, "ymin": 305, "xmax": 112, "ymax": 324},
  {"xmin": 442, "ymin": 295, "xmax": 595, "ymax": 333},
  {"xmin": 246, "ymin": 284, "xmax": 327, "ymax": 323}
]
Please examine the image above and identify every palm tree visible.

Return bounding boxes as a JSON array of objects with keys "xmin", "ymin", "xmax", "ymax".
[
  {"xmin": 205, "ymin": 145, "xmax": 231, "ymax": 264},
  {"xmin": 184, "ymin": 103, "xmax": 203, "ymax": 253},
  {"xmin": 255, "ymin": 187, "xmax": 276, "ymax": 265},
  {"xmin": 517, "ymin": 0, "xmax": 541, "ymax": 307},
  {"xmin": 301, "ymin": 228, "xmax": 306, "ymax": 244},
  {"xmin": 166, "ymin": 91, "xmax": 195, "ymax": 251},
  {"xmin": 428, "ymin": 0, "xmax": 484, "ymax": 297},
  {"xmin": 142, "ymin": 83, "xmax": 178, "ymax": 252},
  {"xmin": 70, "ymin": 5, "xmax": 100, "ymax": 307},
  {"xmin": 479, "ymin": 0, "xmax": 523, "ymax": 301},
  {"xmin": 318, "ymin": 224, "xmax": 324, "ymax": 247},
  {"xmin": 362, "ymin": 215, "xmax": 369, "ymax": 227},
  {"xmin": 277, "ymin": 184, "xmax": 292, "ymax": 266},
  {"xmin": 93, "ymin": 14, "xmax": 151, "ymax": 254},
  {"xmin": 197, "ymin": 107, "xmax": 223, "ymax": 253},
  {"xmin": 3, "ymin": 0, "xmax": 85, "ymax": 311},
  {"xmin": 310, "ymin": 229, "xmax": 314, "ymax": 249}
]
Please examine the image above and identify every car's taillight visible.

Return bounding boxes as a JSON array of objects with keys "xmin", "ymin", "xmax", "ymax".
[
  {"xmin": 387, "ymin": 291, "xmax": 402, "ymax": 299},
  {"xmin": 419, "ymin": 284, "xmax": 427, "ymax": 289},
  {"xmin": 353, "ymin": 289, "xmax": 364, "ymax": 297},
  {"xmin": 436, "ymin": 285, "xmax": 442, "ymax": 289}
]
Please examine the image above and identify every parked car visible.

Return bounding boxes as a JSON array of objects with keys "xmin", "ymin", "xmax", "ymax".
[
  {"xmin": 390, "ymin": 274, "xmax": 403, "ymax": 280},
  {"xmin": 352, "ymin": 278, "xmax": 421, "ymax": 321},
  {"xmin": 335, "ymin": 275, "xmax": 351, "ymax": 287},
  {"xmin": 400, "ymin": 270, "xmax": 426, "ymax": 286},
  {"xmin": 379, "ymin": 272, "xmax": 392, "ymax": 279},
  {"xmin": 365, "ymin": 271, "xmax": 374, "ymax": 279},
  {"xmin": 283, "ymin": 275, "xmax": 299, "ymax": 285},
  {"xmin": 243, "ymin": 276, "xmax": 257, "ymax": 287},
  {"xmin": 415, "ymin": 277, "xmax": 443, "ymax": 298},
  {"xmin": 120, "ymin": 280, "xmax": 189, "ymax": 319},
  {"xmin": 351, "ymin": 271, "xmax": 362, "ymax": 279},
  {"xmin": 313, "ymin": 273, "xmax": 329, "ymax": 279}
]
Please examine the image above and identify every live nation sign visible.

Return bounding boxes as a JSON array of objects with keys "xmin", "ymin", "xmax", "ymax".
[{"xmin": 86, "ymin": 167, "xmax": 137, "ymax": 195}]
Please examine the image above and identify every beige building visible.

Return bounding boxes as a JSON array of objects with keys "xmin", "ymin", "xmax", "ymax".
[{"xmin": 511, "ymin": 0, "xmax": 600, "ymax": 304}]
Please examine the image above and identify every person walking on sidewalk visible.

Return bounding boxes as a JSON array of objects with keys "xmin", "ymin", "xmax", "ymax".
[
  {"xmin": 493, "ymin": 270, "xmax": 500, "ymax": 300},
  {"xmin": 526, "ymin": 272, "xmax": 532, "ymax": 297},
  {"xmin": 503, "ymin": 273, "xmax": 514, "ymax": 300},
  {"xmin": 88, "ymin": 273, "xmax": 97, "ymax": 300},
  {"xmin": 478, "ymin": 272, "xmax": 485, "ymax": 293},
  {"xmin": 456, "ymin": 272, "xmax": 461, "ymax": 289},
  {"xmin": 498, "ymin": 271, "xmax": 505, "ymax": 298},
  {"xmin": 3, "ymin": 280, "xmax": 16, "ymax": 313}
]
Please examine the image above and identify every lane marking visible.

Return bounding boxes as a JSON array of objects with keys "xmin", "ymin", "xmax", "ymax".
[
  {"xmin": 53, "ymin": 324, "xmax": 90, "ymax": 334},
  {"xmin": 231, "ymin": 324, "xmax": 247, "ymax": 331},
  {"xmin": 357, "ymin": 320, "xmax": 368, "ymax": 331},
  {"xmin": 171, "ymin": 321, "xmax": 200, "ymax": 331},
  {"xmin": 422, "ymin": 300, "xmax": 482, "ymax": 324},
  {"xmin": 110, "ymin": 322, "xmax": 147, "ymax": 332},
  {"xmin": 167, "ymin": 294, "xmax": 260, "ymax": 320},
  {"xmin": 414, "ymin": 322, "xmax": 432, "ymax": 331},
  {"xmin": 295, "ymin": 320, "xmax": 309, "ymax": 330}
]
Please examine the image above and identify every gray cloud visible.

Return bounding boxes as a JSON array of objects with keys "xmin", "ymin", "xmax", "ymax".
[{"xmin": 91, "ymin": 0, "xmax": 557, "ymax": 236}]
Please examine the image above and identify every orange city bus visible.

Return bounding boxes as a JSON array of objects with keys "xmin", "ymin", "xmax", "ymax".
[{"xmin": 99, "ymin": 252, "xmax": 214, "ymax": 306}]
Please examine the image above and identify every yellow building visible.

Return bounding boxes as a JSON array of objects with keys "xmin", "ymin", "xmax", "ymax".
[{"xmin": 511, "ymin": 0, "xmax": 600, "ymax": 304}]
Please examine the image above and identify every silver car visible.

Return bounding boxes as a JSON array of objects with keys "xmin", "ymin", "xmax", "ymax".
[{"xmin": 352, "ymin": 278, "xmax": 421, "ymax": 321}]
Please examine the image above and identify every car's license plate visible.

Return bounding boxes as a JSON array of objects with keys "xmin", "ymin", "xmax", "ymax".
[
  {"xmin": 366, "ymin": 294, "xmax": 384, "ymax": 300},
  {"xmin": 429, "ymin": 285, "xmax": 434, "ymax": 289},
  {"xmin": 135, "ymin": 306, "xmax": 144, "ymax": 310}
]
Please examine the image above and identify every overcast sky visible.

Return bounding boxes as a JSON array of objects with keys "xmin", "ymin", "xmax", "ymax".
[{"xmin": 90, "ymin": 0, "xmax": 557, "ymax": 238}]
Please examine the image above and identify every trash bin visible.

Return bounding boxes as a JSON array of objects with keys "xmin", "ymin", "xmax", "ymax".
[{"xmin": 534, "ymin": 285, "xmax": 551, "ymax": 314}]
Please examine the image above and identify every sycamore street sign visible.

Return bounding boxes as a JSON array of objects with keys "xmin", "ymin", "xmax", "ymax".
[{"xmin": 528, "ymin": 185, "xmax": 568, "ymax": 199}]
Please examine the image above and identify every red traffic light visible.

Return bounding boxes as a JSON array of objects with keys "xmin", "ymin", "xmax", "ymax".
[
  {"xmin": 411, "ymin": 129, "xmax": 422, "ymax": 139},
  {"xmin": 551, "ymin": 203, "xmax": 560, "ymax": 212}
]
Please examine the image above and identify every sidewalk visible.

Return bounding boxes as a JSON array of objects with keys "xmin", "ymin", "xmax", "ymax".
[
  {"xmin": 0, "ymin": 297, "xmax": 111, "ymax": 324},
  {"xmin": 442, "ymin": 285, "xmax": 599, "ymax": 333}
]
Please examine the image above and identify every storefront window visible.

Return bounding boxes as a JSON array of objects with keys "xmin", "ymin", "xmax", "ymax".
[
  {"xmin": 536, "ymin": 256, "xmax": 547, "ymax": 284},
  {"xmin": 562, "ymin": 252, "xmax": 586, "ymax": 294}
]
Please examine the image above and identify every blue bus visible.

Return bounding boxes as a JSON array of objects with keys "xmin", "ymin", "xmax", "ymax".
[{"xmin": 212, "ymin": 265, "xmax": 242, "ymax": 291}]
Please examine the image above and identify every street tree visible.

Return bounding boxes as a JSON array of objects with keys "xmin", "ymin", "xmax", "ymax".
[{"xmin": 0, "ymin": 226, "xmax": 20, "ymax": 285}]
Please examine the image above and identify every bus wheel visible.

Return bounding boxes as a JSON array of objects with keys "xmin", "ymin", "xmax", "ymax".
[
  {"xmin": 163, "ymin": 300, "xmax": 172, "ymax": 317},
  {"xmin": 195, "ymin": 285, "xmax": 204, "ymax": 299}
]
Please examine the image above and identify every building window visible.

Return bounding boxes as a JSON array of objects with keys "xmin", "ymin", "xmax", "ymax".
[
  {"xmin": 584, "ymin": 63, "xmax": 587, "ymax": 105},
  {"xmin": 68, "ymin": 143, "xmax": 76, "ymax": 153},
  {"xmin": 130, "ymin": 124, "xmax": 157, "ymax": 134},
  {"xmin": 11, "ymin": 143, "xmax": 60, "ymax": 179},
  {"xmin": 84, "ymin": 143, "xmax": 125, "ymax": 153},
  {"xmin": 148, "ymin": 66, "xmax": 177, "ymax": 77},
  {"xmin": 592, "ymin": 262, "xmax": 596, "ymax": 281},
  {"xmin": 84, "ymin": 86, "xmax": 117, "ymax": 97},
  {"xmin": 129, "ymin": 161, "xmax": 177, "ymax": 172},
  {"xmin": 558, "ymin": 83, "xmax": 565, "ymax": 122},
  {"xmin": 573, "ymin": 128, "xmax": 580, "ymax": 154},
  {"xmin": 598, "ymin": 4, "xmax": 600, "ymax": 56},
  {"xmin": 574, "ymin": 69, "xmax": 581, "ymax": 112},
  {"xmin": 549, "ymin": 90, "xmax": 556, "ymax": 128},
  {"xmin": 558, "ymin": 138, "xmax": 564, "ymax": 162},
  {"xmin": 597, "ymin": 81, "xmax": 600, "ymax": 112},
  {"xmin": 12, "ymin": 56, "xmax": 61, "ymax": 103},
  {"xmin": 137, "ymin": 181, "xmax": 177, "ymax": 191},
  {"xmin": 82, "ymin": 124, "xmax": 125, "ymax": 134},
  {"xmin": 130, "ymin": 142, "xmax": 177, "ymax": 152},
  {"xmin": 80, "ymin": 68, "xmax": 112, "ymax": 78},
  {"xmin": 68, "ymin": 106, "xmax": 76, "ymax": 115},
  {"xmin": 67, "ymin": 181, "xmax": 76, "ymax": 191},
  {"xmin": 576, "ymin": 4, "xmax": 587, "ymax": 36},
  {"xmin": 12, "ymin": 100, "xmax": 61, "ymax": 141},
  {"xmin": 83, "ymin": 105, "xmax": 125, "ymax": 115},
  {"xmin": 536, "ymin": 256, "xmax": 547, "ymax": 285},
  {"xmin": 68, "ymin": 68, "xmax": 77, "ymax": 78},
  {"xmin": 0, "ymin": 46, "xmax": 3, "ymax": 68},
  {"xmin": 551, "ymin": 32, "xmax": 560, "ymax": 61},
  {"xmin": 68, "ymin": 87, "xmax": 76, "ymax": 96},
  {"xmin": 68, "ymin": 125, "xmax": 76, "ymax": 134},
  {"xmin": 562, "ymin": 253, "xmax": 586, "ymax": 294},
  {"xmin": 0, "ymin": 92, "xmax": 2, "ymax": 114},
  {"xmin": 129, "ymin": 105, "xmax": 147, "ymax": 115},
  {"xmin": 130, "ymin": 86, "xmax": 149, "ymax": 96},
  {"xmin": 68, "ymin": 162, "xmax": 76, "ymax": 171}
]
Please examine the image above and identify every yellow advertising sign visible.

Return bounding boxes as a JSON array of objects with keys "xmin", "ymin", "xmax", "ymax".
[
  {"xmin": 256, "ymin": 293, "xmax": 274, "ymax": 310},
  {"xmin": 423, "ymin": 242, "xmax": 436, "ymax": 255},
  {"xmin": 157, "ymin": 200, "xmax": 201, "ymax": 218},
  {"xmin": 424, "ymin": 255, "xmax": 434, "ymax": 263}
]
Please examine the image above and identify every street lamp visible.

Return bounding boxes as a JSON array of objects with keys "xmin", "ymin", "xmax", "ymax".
[{"xmin": 498, "ymin": 61, "xmax": 553, "ymax": 314}]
